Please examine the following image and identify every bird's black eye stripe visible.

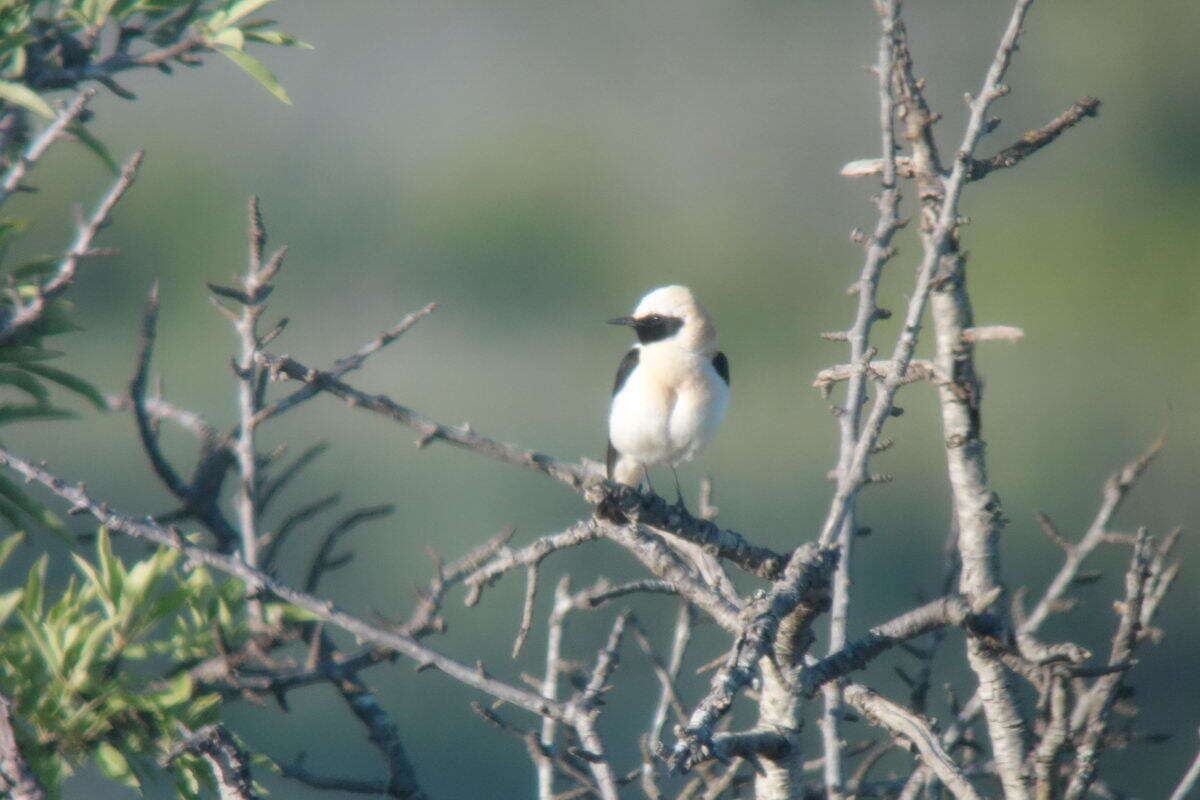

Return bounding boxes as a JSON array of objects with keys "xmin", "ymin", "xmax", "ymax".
[{"xmin": 633, "ymin": 314, "xmax": 683, "ymax": 344}]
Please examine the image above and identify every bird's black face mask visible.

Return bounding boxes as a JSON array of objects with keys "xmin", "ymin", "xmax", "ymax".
[{"xmin": 608, "ymin": 314, "xmax": 683, "ymax": 344}]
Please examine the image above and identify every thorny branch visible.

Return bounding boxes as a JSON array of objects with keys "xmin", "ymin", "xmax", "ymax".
[
  {"xmin": 0, "ymin": 148, "xmax": 144, "ymax": 347},
  {"xmin": 162, "ymin": 725, "xmax": 260, "ymax": 800}
]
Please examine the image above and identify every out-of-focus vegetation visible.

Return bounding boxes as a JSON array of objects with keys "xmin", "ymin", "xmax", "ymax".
[{"xmin": 0, "ymin": 1, "xmax": 1195, "ymax": 798}]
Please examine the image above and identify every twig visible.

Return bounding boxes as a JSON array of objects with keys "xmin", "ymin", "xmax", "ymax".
[
  {"xmin": 130, "ymin": 285, "xmax": 241, "ymax": 551},
  {"xmin": 966, "ymin": 96, "xmax": 1101, "ymax": 181},
  {"xmin": 813, "ymin": 359, "xmax": 940, "ymax": 397},
  {"xmin": 108, "ymin": 393, "xmax": 218, "ymax": 442},
  {"xmin": 226, "ymin": 196, "xmax": 285, "ymax": 626},
  {"xmin": 278, "ymin": 759, "xmax": 389, "ymax": 796},
  {"xmin": 1169, "ymin": 729, "xmax": 1200, "ymax": 800},
  {"xmin": 842, "ymin": 684, "xmax": 982, "ymax": 800},
  {"xmin": 464, "ymin": 522, "xmax": 602, "ymax": 607},
  {"xmin": 303, "ymin": 504, "xmax": 394, "ymax": 593},
  {"xmin": 538, "ymin": 576, "xmax": 572, "ymax": 800},
  {"xmin": 819, "ymin": 7, "xmax": 906, "ymax": 793},
  {"xmin": 0, "ymin": 694, "xmax": 46, "ymax": 800},
  {"xmin": 800, "ymin": 593, "xmax": 994, "ymax": 696},
  {"xmin": 0, "ymin": 150, "xmax": 144, "ymax": 347},
  {"xmin": 251, "ymin": 303, "xmax": 438, "ymax": 428},
  {"xmin": 1063, "ymin": 532, "xmax": 1154, "ymax": 800},
  {"xmin": 329, "ymin": 662, "xmax": 427, "ymax": 799},
  {"xmin": 598, "ymin": 519, "xmax": 742, "ymax": 632},
  {"xmin": 1021, "ymin": 433, "xmax": 1165, "ymax": 634},
  {"xmin": 162, "ymin": 724, "xmax": 260, "ymax": 800},
  {"xmin": 0, "ymin": 91, "xmax": 96, "ymax": 206}
]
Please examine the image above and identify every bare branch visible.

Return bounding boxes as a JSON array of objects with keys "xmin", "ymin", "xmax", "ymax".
[
  {"xmin": 252, "ymin": 303, "xmax": 438, "ymax": 428},
  {"xmin": 843, "ymin": 683, "xmax": 982, "ymax": 800},
  {"xmin": 330, "ymin": 665, "xmax": 427, "ymax": 799},
  {"xmin": 966, "ymin": 96, "xmax": 1101, "ymax": 181},
  {"xmin": 801, "ymin": 594, "xmax": 992, "ymax": 696},
  {"xmin": 818, "ymin": 6, "xmax": 907, "ymax": 792},
  {"xmin": 0, "ymin": 149, "xmax": 144, "ymax": 347},
  {"xmin": 0, "ymin": 91, "xmax": 96, "ymax": 206},
  {"xmin": 598, "ymin": 519, "xmax": 742, "ymax": 632},
  {"xmin": 1064, "ymin": 531, "xmax": 1156, "ymax": 800},
  {"xmin": 1022, "ymin": 432, "xmax": 1165, "ymax": 634},
  {"xmin": 162, "ymin": 725, "xmax": 260, "ymax": 800},
  {"xmin": 279, "ymin": 759, "xmax": 389, "ymax": 796},
  {"xmin": 465, "ymin": 522, "xmax": 601, "ymax": 607},
  {"xmin": 304, "ymin": 504, "xmax": 394, "ymax": 593},
  {"xmin": 1169, "ymin": 729, "xmax": 1200, "ymax": 800}
]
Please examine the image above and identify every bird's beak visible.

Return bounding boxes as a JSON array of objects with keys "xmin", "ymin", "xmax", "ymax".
[{"xmin": 607, "ymin": 316, "xmax": 636, "ymax": 327}]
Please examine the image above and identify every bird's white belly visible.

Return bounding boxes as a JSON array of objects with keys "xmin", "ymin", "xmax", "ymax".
[{"xmin": 608, "ymin": 361, "xmax": 728, "ymax": 468}]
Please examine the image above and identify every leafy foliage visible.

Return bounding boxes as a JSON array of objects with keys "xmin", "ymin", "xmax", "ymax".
[{"xmin": 0, "ymin": 528, "xmax": 277, "ymax": 798}]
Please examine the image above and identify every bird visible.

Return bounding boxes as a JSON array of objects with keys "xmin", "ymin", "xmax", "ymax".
[{"xmin": 605, "ymin": 285, "xmax": 730, "ymax": 507}]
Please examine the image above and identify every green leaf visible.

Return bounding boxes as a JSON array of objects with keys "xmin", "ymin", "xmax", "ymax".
[
  {"xmin": 0, "ymin": 475, "xmax": 71, "ymax": 541},
  {"xmin": 72, "ymin": 552, "xmax": 116, "ymax": 616},
  {"xmin": 212, "ymin": 26, "xmax": 244, "ymax": 50},
  {"xmin": 95, "ymin": 741, "xmax": 140, "ymax": 792},
  {"xmin": 20, "ymin": 363, "xmax": 107, "ymax": 410},
  {"xmin": 21, "ymin": 553, "xmax": 45, "ymax": 617},
  {"xmin": 0, "ymin": 405, "xmax": 75, "ymax": 426},
  {"xmin": 151, "ymin": 673, "xmax": 194, "ymax": 709},
  {"xmin": 0, "ymin": 366, "xmax": 48, "ymax": 403},
  {"xmin": 0, "ymin": 530, "xmax": 24, "ymax": 567},
  {"xmin": 210, "ymin": 0, "xmax": 275, "ymax": 30},
  {"xmin": 9, "ymin": 255, "xmax": 58, "ymax": 280},
  {"xmin": 0, "ymin": 346, "xmax": 64, "ymax": 363},
  {"xmin": 66, "ymin": 122, "xmax": 119, "ymax": 175},
  {"xmin": 0, "ymin": 79, "xmax": 53, "ymax": 119},
  {"xmin": 0, "ymin": 587, "xmax": 22, "ymax": 625},
  {"xmin": 96, "ymin": 528, "xmax": 124, "ymax": 607},
  {"xmin": 214, "ymin": 44, "xmax": 291, "ymax": 105},
  {"xmin": 244, "ymin": 29, "xmax": 313, "ymax": 49}
]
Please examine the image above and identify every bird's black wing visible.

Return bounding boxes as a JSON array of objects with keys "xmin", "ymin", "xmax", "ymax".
[
  {"xmin": 612, "ymin": 347, "xmax": 640, "ymax": 395},
  {"xmin": 606, "ymin": 440, "xmax": 619, "ymax": 480},
  {"xmin": 713, "ymin": 351, "xmax": 730, "ymax": 385}
]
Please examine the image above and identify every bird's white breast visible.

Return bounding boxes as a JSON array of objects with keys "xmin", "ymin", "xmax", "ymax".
[{"xmin": 608, "ymin": 345, "xmax": 728, "ymax": 469}]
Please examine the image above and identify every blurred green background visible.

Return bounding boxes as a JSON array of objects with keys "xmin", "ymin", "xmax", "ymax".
[{"xmin": 5, "ymin": 0, "xmax": 1198, "ymax": 796}]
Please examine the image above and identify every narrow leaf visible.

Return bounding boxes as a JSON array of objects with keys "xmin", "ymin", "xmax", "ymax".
[
  {"xmin": 214, "ymin": 44, "xmax": 292, "ymax": 105},
  {"xmin": 0, "ymin": 79, "xmax": 54, "ymax": 120},
  {"xmin": 67, "ymin": 122, "xmax": 119, "ymax": 176},
  {"xmin": 20, "ymin": 363, "xmax": 107, "ymax": 410},
  {"xmin": 0, "ymin": 367, "xmax": 48, "ymax": 404},
  {"xmin": 0, "ymin": 405, "xmax": 75, "ymax": 425}
]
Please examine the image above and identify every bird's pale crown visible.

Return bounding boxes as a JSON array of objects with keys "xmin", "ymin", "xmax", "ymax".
[{"xmin": 631, "ymin": 285, "xmax": 718, "ymax": 354}]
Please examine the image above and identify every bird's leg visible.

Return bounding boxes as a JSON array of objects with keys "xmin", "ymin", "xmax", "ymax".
[
  {"xmin": 641, "ymin": 466, "xmax": 654, "ymax": 495},
  {"xmin": 670, "ymin": 466, "xmax": 687, "ymax": 511}
]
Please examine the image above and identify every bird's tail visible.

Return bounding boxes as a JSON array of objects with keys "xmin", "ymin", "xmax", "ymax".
[{"xmin": 599, "ymin": 445, "xmax": 643, "ymax": 524}]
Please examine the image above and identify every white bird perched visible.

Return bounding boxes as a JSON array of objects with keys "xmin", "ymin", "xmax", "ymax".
[{"xmin": 605, "ymin": 285, "xmax": 730, "ymax": 504}]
